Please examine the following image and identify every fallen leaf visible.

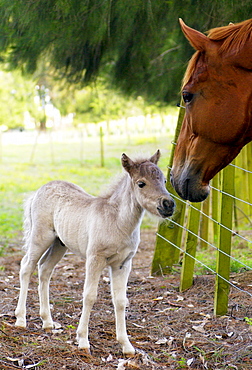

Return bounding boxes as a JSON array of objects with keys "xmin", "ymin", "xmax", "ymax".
[
  {"xmin": 155, "ymin": 337, "xmax": 168, "ymax": 345},
  {"xmin": 153, "ymin": 296, "xmax": 163, "ymax": 301},
  {"xmin": 176, "ymin": 295, "xmax": 184, "ymax": 301},
  {"xmin": 192, "ymin": 322, "xmax": 206, "ymax": 333},
  {"xmin": 106, "ymin": 354, "xmax": 113, "ymax": 362},
  {"xmin": 187, "ymin": 357, "xmax": 194, "ymax": 366}
]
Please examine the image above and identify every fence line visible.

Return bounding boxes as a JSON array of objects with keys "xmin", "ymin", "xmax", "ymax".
[
  {"xmin": 153, "ymin": 106, "xmax": 252, "ymax": 316},
  {"xmin": 230, "ymin": 163, "xmax": 252, "ymax": 174},
  {"xmin": 156, "ymin": 232, "xmax": 252, "ymax": 299},
  {"xmin": 210, "ymin": 185, "xmax": 252, "ymax": 207},
  {"xmin": 170, "ymin": 192, "xmax": 252, "ymax": 245},
  {"xmin": 166, "ymin": 218, "xmax": 252, "ymax": 272}
]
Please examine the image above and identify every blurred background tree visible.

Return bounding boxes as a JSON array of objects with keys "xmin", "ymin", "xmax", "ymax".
[{"xmin": 0, "ymin": 0, "xmax": 251, "ymax": 129}]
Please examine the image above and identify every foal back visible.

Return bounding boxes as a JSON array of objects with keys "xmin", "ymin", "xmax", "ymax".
[{"xmin": 25, "ymin": 180, "xmax": 94, "ymax": 257}]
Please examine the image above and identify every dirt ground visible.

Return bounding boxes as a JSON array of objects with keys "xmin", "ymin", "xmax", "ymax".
[{"xmin": 0, "ymin": 230, "xmax": 252, "ymax": 370}]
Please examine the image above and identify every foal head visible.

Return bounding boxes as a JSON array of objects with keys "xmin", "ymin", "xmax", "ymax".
[{"xmin": 121, "ymin": 150, "xmax": 175, "ymax": 218}]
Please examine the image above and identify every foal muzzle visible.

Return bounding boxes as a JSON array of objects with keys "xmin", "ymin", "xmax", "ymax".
[{"xmin": 157, "ymin": 197, "xmax": 175, "ymax": 218}]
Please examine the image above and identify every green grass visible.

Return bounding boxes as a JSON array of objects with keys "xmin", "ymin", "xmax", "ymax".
[
  {"xmin": 2, "ymin": 125, "xmax": 251, "ymax": 275},
  {"xmin": 0, "ymin": 130, "xmax": 173, "ymax": 249}
]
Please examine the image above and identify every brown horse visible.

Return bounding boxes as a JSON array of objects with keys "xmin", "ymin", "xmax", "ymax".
[{"xmin": 170, "ymin": 18, "xmax": 252, "ymax": 202}]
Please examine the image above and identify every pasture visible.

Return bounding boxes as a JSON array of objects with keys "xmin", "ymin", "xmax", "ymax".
[{"xmin": 0, "ymin": 121, "xmax": 251, "ymax": 369}]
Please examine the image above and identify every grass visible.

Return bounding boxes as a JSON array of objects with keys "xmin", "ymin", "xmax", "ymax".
[
  {"xmin": 1, "ymin": 122, "xmax": 251, "ymax": 276},
  {"xmin": 0, "ymin": 128, "xmax": 174, "ymax": 249}
]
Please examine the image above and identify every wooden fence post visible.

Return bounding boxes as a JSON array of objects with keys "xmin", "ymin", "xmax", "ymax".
[
  {"xmin": 199, "ymin": 196, "xmax": 210, "ymax": 249},
  {"xmin": 214, "ymin": 164, "xmax": 234, "ymax": 316},
  {"xmin": 247, "ymin": 143, "xmax": 252, "ymax": 216},
  {"xmin": 152, "ymin": 105, "xmax": 186, "ymax": 275},
  {"xmin": 100, "ymin": 126, "xmax": 105, "ymax": 167},
  {"xmin": 180, "ymin": 202, "xmax": 201, "ymax": 291},
  {"xmin": 211, "ymin": 173, "xmax": 220, "ymax": 242}
]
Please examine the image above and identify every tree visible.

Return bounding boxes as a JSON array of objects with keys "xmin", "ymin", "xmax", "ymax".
[
  {"xmin": 0, "ymin": 70, "xmax": 38, "ymax": 130},
  {"xmin": 0, "ymin": 0, "xmax": 252, "ymax": 103}
]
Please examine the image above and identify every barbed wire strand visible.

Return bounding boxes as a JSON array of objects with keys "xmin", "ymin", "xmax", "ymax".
[{"xmin": 156, "ymin": 232, "xmax": 252, "ymax": 299}]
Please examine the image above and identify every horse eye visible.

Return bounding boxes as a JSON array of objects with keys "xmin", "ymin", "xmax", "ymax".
[
  {"xmin": 137, "ymin": 181, "xmax": 146, "ymax": 188},
  {"xmin": 182, "ymin": 91, "xmax": 194, "ymax": 103}
]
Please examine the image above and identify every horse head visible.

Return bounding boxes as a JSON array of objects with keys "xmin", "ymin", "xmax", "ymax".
[{"xmin": 170, "ymin": 19, "xmax": 252, "ymax": 202}]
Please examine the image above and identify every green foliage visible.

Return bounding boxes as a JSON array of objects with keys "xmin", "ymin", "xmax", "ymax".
[
  {"xmin": 1, "ymin": 0, "xmax": 252, "ymax": 102},
  {"xmin": 244, "ymin": 317, "xmax": 252, "ymax": 325},
  {"xmin": 0, "ymin": 70, "xmax": 37, "ymax": 129}
]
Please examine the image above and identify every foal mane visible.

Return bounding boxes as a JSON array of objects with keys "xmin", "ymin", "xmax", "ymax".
[
  {"xmin": 182, "ymin": 18, "xmax": 252, "ymax": 88},
  {"xmin": 101, "ymin": 157, "xmax": 161, "ymax": 200}
]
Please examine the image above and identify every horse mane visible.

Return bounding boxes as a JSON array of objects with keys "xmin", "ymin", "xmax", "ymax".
[
  {"xmin": 182, "ymin": 50, "xmax": 201, "ymax": 88},
  {"xmin": 182, "ymin": 19, "xmax": 252, "ymax": 88},
  {"xmin": 207, "ymin": 18, "xmax": 252, "ymax": 55}
]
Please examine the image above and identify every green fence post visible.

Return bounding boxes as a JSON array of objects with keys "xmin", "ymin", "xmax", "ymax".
[
  {"xmin": 199, "ymin": 197, "xmax": 210, "ymax": 249},
  {"xmin": 247, "ymin": 143, "xmax": 252, "ymax": 216},
  {"xmin": 180, "ymin": 202, "xmax": 201, "ymax": 291},
  {"xmin": 152, "ymin": 105, "xmax": 186, "ymax": 275},
  {"xmin": 214, "ymin": 164, "xmax": 234, "ymax": 316},
  {"xmin": 211, "ymin": 173, "xmax": 220, "ymax": 242}
]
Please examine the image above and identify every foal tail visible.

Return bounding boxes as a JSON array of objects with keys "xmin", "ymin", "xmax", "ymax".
[{"xmin": 22, "ymin": 192, "xmax": 36, "ymax": 251}]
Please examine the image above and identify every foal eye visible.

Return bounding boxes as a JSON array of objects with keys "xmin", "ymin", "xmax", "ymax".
[
  {"xmin": 137, "ymin": 181, "xmax": 146, "ymax": 188},
  {"xmin": 182, "ymin": 91, "xmax": 194, "ymax": 103}
]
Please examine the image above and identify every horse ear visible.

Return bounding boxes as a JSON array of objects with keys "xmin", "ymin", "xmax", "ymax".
[
  {"xmin": 121, "ymin": 153, "xmax": 134, "ymax": 173},
  {"xmin": 179, "ymin": 18, "xmax": 209, "ymax": 51},
  {"xmin": 149, "ymin": 150, "xmax": 160, "ymax": 164}
]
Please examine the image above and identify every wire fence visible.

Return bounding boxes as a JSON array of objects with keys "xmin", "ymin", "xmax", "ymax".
[{"xmin": 153, "ymin": 108, "xmax": 252, "ymax": 316}]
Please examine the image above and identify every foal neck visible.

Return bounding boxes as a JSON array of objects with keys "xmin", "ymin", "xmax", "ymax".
[{"xmin": 106, "ymin": 174, "xmax": 144, "ymax": 224}]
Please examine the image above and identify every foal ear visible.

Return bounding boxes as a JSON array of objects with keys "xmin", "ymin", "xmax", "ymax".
[
  {"xmin": 149, "ymin": 150, "xmax": 160, "ymax": 164},
  {"xmin": 121, "ymin": 153, "xmax": 135, "ymax": 173},
  {"xmin": 179, "ymin": 18, "xmax": 209, "ymax": 51}
]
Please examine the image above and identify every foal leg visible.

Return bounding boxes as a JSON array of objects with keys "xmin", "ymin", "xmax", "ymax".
[
  {"xmin": 77, "ymin": 255, "xmax": 106, "ymax": 352},
  {"xmin": 110, "ymin": 260, "xmax": 135, "ymax": 355},
  {"xmin": 38, "ymin": 238, "xmax": 67, "ymax": 329},
  {"xmin": 15, "ymin": 253, "xmax": 38, "ymax": 328},
  {"xmin": 15, "ymin": 231, "xmax": 55, "ymax": 328}
]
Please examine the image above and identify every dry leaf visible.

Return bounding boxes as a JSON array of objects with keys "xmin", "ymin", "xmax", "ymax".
[
  {"xmin": 187, "ymin": 357, "xmax": 194, "ymax": 366},
  {"xmin": 192, "ymin": 322, "xmax": 206, "ymax": 333},
  {"xmin": 155, "ymin": 337, "xmax": 168, "ymax": 345},
  {"xmin": 153, "ymin": 296, "xmax": 163, "ymax": 301},
  {"xmin": 176, "ymin": 295, "xmax": 184, "ymax": 301}
]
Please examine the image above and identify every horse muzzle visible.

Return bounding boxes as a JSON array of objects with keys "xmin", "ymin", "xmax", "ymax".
[
  {"xmin": 170, "ymin": 168, "xmax": 210, "ymax": 202},
  {"xmin": 157, "ymin": 197, "xmax": 175, "ymax": 218}
]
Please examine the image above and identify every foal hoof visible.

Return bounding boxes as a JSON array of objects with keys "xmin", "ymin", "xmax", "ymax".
[
  {"xmin": 15, "ymin": 318, "xmax": 27, "ymax": 328},
  {"xmin": 77, "ymin": 338, "xmax": 91, "ymax": 354},
  {"xmin": 123, "ymin": 345, "xmax": 135, "ymax": 357},
  {"xmin": 81, "ymin": 348, "xmax": 91, "ymax": 355}
]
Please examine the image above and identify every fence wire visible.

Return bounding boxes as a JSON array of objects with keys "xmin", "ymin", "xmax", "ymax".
[
  {"xmin": 156, "ymin": 232, "xmax": 252, "ymax": 299},
  {"xmin": 165, "ymin": 157, "xmax": 252, "ymax": 300}
]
